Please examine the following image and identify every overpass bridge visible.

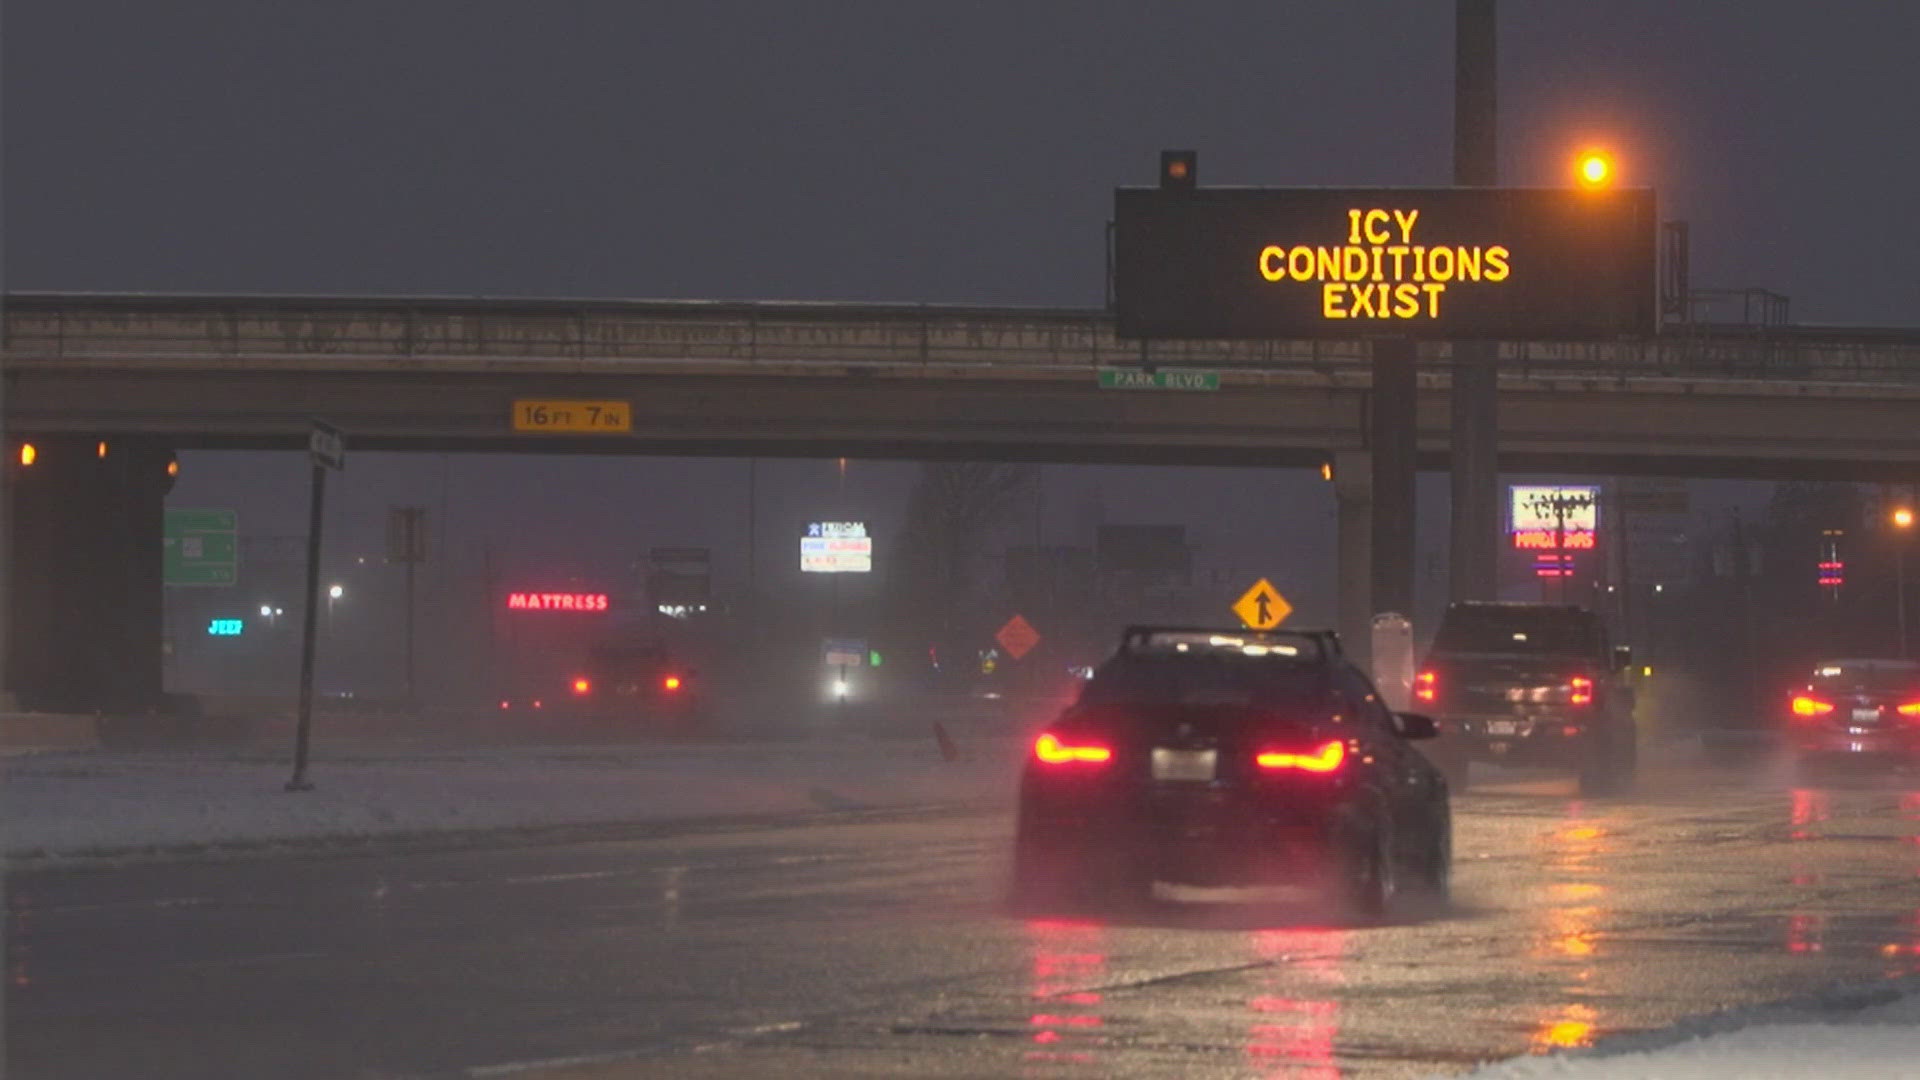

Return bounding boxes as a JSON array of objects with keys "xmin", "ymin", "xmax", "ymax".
[
  {"xmin": 5, "ymin": 293, "xmax": 1920, "ymax": 716},
  {"xmin": 7, "ymin": 293, "xmax": 1920, "ymax": 474}
]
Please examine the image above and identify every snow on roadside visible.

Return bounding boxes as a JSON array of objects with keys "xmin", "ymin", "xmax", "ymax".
[
  {"xmin": 1444, "ymin": 976, "xmax": 1920, "ymax": 1080},
  {"xmin": 1, "ymin": 739, "xmax": 1022, "ymax": 860}
]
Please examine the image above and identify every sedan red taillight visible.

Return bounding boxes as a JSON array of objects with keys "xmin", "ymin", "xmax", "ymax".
[
  {"xmin": 1791, "ymin": 695, "xmax": 1835, "ymax": 718},
  {"xmin": 1898, "ymin": 701, "xmax": 1920, "ymax": 719},
  {"xmin": 1255, "ymin": 740, "xmax": 1346, "ymax": 774},
  {"xmin": 1033, "ymin": 732, "xmax": 1112, "ymax": 765}
]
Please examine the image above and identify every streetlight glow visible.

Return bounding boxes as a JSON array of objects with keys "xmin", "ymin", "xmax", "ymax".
[
  {"xmin": 1895, "ymin": 507, "xmax": 1915, "ymax": 530},
  {"xmin": 328, "ymin": 584, "xmax": 345, "ymax": 600},
  {"xmin": 1575, "ymin": 150, "xmax": 1614, "ymax": 189}
]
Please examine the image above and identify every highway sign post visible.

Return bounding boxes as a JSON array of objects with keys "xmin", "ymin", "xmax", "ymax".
[
  {"xmin": 289, "ymin": 421, "xmax": 346, "ymax": 792},
  {"xmin": 163, "ymin": 509, "xmax": 238, "ymax": 586},
  {"xmin": 1233, "ymin": 578, "xmax": 1293, "ymax": 630}
]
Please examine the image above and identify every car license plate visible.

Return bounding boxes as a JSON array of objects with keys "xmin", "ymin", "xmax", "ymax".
[
  {"xmin": 1485, "ymin": 720, "xmax": 1520, "ymax": 736},
  {"xmin": 1853, "ymin": 708, "xmax": 1881, "ymax": 722},
  {"xmin": 1152, "ymin": 748, "xmax": 1217, "ymax": 782}
]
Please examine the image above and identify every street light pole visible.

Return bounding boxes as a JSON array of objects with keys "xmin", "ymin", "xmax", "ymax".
[{"xmin": 1895, "ymin": 506, "xmax": 1914, "ymax": 657}]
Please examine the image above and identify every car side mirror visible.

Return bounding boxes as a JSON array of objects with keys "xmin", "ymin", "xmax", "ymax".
[
  {"xmin": 1392, "ymin": 712, "xmax": 1439, "ymax": 740},
  {"xmin": 1611, "ymin": 646, "xmax": 1633, "ymax": 672}
]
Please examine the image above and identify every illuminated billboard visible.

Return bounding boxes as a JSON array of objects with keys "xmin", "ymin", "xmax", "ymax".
[
  {"xmin": 1113, "ymin": 187, "xmax": 1656, "ymax": 340},
  {"xmin": 1509, "ymin": 485, "xmax": 1600, "ymax": 551},
  {"xmin": 505, "ymin": 592, "xmax": 610, "ymax": 612},
  {"xmin": 802, "ymin": 521, "xmax": 872, "ymax": 573}
]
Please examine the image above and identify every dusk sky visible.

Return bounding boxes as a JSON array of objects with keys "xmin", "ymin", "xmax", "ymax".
[{"xmin": 8, "ymin": 1, "xmax": 1902, "ymax": 627}]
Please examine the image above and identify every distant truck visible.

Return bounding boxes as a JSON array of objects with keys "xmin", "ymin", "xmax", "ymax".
[
  {"xmin": 1416, "ymin": 602, "xmax": 1636, "ymax": 795},
  {"xmin": 500, "ymin": 642, "xmax": 706, "ymax": 730}
]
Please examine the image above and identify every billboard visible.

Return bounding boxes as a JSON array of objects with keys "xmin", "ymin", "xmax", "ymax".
[
  {"xmin": 801, "ymin": 521, "xmax": 872, "ymax": 574},
  {"xmin": 1113, "ymin": 187, "xmax": 1656, "ymax": 340},
  {"xmin": 1509, "ymin": 485, "xmax": 1600, "ymax": 551}
]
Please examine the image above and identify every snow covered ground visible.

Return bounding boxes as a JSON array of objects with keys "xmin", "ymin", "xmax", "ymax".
[
  {"xmin": 1, "ymin": 735, "xmax": 1023, "ymax": 860},
  {"xmin": 1448, "ymin": 976, "xmax": 1920, "ymax": 1080}
]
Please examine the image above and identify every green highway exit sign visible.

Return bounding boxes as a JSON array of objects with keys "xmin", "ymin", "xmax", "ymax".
[
  {"xmin": 164, "ymin": 508, "xmax": 238, "ymax": 586},
  {"xmin": 1096, "ymin": 368, "xmax": 1221, "ymax": 391}
]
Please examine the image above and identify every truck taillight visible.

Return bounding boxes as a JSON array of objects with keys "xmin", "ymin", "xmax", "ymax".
[
  {"xmin": 1415, "ymin": 670, "xmax": 1437, "ymax": 703},
  {"xmin": 1569, "ymin": 676, "xmax": 1594, "ymax": 706}
]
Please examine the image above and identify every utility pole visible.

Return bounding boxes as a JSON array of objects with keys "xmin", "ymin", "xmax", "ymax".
[{"xmin": 1450, "ymin": 0, "xmax": 1501, "ymax": 605}]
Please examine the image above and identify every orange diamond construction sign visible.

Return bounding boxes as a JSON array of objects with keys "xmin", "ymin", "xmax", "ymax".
[{"xmin": 995, "ymin": 615, "xmax": 1041, "ymax": 660}]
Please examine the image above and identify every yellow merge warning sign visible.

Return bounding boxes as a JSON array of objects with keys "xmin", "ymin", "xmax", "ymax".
[
  {"xmin": 511, "ymin": 400, "xmax": 632, "ymax": 434},
  {"xmin": 1232, "ymin": 579, "xmax": 1292, "ymax": 631}
]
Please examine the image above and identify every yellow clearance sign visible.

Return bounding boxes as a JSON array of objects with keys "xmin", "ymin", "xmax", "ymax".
[{"xmin": 1113, "ymin": 187, "xmax": 1655, "ymax": 341}]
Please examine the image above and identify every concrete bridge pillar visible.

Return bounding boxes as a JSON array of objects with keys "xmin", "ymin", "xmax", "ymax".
[
  {"xmin": 1334, "ymin": 449, "xmax": 1373, "ymax": 670},
  {"xmin": 5, "ymin": 436, "xmax": 171, "ymax": 714}
]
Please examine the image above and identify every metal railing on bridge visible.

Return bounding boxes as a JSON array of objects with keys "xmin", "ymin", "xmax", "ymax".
[{"xmin": 7, "ymin": 293, "xmax": 1919, "ymax": 386}]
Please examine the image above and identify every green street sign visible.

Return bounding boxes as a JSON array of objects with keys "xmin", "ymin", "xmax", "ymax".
[
  {"xmin": 1097, "ymin": 368, "xmax": 1221, "ymax": 391},
  {"xmin": 164, "ymin": 508, "xmax": 239, "ymax": 586}
]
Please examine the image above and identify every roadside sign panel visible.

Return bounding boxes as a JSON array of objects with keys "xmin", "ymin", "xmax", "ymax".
[
  {"xmin": 823, "ymin": 638, "xmax": 867, "ymax": 667},
  {"xmin": 996, "ymin": 615, "xmax": 1041, "ymax": 661},
  {"xmin": 1232, "ymin": 578, "xmax": 1292, "ymax": 630},
  {"xmin": 801, "ymin": 522, "xmax": 873, "ymax": 573},
  {"xmin": 512, "ymin": 399, "xmax": 632, "ymax": 433},
  {"xmin": 164, "ymin": 508, "xmax": 239, "ymax": 586},
  {"xmin": 1097, "ymin": 368, "xmax": 1221, "ymax": 391},
  {"xmin": 1114, "ymin": 186, "xmax": 1656, "ymax": 340},
  {"xmin": 309, "ymin": 421, "xmax": 345, "ymax": 470}
]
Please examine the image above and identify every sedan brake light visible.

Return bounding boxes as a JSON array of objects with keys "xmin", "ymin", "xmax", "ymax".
[
  {"xmin": 1033, "ymin": 732, "xmax": 1112, "ymax": 765},
  {"xmin": 1791, "ymin": 695, "xmax": 1835, "ymax": 718},
  {"xmin": 663, "ymin": 675, "xmax": 682, "ymax": 692},
  {"xmin": 1569, "ymin": 676, "xmax": 1594, "ymax": 706},
  {"xmin": 571, "ymin": 677, "xmax": 592, "ymax": 696},
  {"xmin": 1414, "ymin": 670, "xmax": 1437, "ymax": 703},
  {"xmin": 1255, "ymin": 740, "xmax": 1346, "ymax": 773},
  {"xmin": 1898, "ymin": 701, "xmax": 1920, "ymax": 718}
]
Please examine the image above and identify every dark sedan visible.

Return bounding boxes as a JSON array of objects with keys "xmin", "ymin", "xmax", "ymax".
[
  {"xmin": 1012, "ymin": 626, "xmax": 1452, "ymax": 919},
  {"xmin": 1788, "ymin": 659, "xmax": 1920, "ymax": 763}
]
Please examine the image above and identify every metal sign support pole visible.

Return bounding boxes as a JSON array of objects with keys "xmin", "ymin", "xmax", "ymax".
[{"xmin": 287, "ymin": 463, "xmax": 326, "ymax": 792}]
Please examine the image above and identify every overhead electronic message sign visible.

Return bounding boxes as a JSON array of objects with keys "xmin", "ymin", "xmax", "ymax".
[{"xmin": 1113, "ymin": 187, "xmax": 1655, "ymax": 340}]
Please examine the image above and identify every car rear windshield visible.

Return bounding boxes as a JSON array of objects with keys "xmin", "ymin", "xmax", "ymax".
[
  {"xmin": 1810, "ymin": 663, "xmax": 1920, "ymax": 693},
  {"xmin": 1430, "ymin": 608, "xmax": 1601, "ymax": 657},
  {"xmin": 1078, "ymin": 654, "xmax": 1325, "ymax": 709}
]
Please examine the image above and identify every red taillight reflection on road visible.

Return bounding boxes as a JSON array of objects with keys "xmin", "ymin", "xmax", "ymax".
[
  {"xmin": 1034, "ymin": 732, "xmax": 1112, "ymax": 765},
  {"xmin": 1255, "ymin": 741, "xmax": 1346, "ymax": 773}
]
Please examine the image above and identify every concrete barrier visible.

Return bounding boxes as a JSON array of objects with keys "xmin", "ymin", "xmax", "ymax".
[{"xmin": 0, "ymin": 713, "xmax": 98, "ymax": 752}]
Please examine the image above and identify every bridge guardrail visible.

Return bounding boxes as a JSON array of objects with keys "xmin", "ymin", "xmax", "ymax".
[{"xmin": 7, "ymin": 295, "xmax": 1919, "ymax": 386}]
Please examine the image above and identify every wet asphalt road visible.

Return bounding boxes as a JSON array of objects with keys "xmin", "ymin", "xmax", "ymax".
[{"xmin": 12, "ymin": 751, "xmax": 1920, "ymax": 1080}]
